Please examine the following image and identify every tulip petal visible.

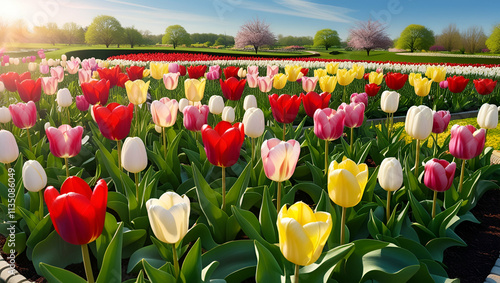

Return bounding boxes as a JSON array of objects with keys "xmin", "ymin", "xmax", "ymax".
[{"xmin": 279, "ymin": 217, "xmax": 313, "ymax": 266}]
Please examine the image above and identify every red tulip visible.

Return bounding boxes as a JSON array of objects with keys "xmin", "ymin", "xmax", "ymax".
[
  {"xmin": 363, "ymin": 73, "xmax": 370, "ymax": 80},
  {"xmin": 220, "ymin": 77, "xmax": 246, "ymax": 101},
  {"xmin": 301, "ymin": 91, "xmax": 331, "ymax": 118},
  {"xmin": 269, "ymin": 94, "xmax": 301, "ymax": 124},
  {"xmin": 473, "ymin": 79, "xmax": 497, "ymax": 95},
  {"xmin": 46, "ymin": 125, "xmax": 84, "ymax": 158},
  {"xmin": 16, "ymin": 78, "xmax": 42, "ymax": 103},
  {"xmin": 223, "ymin": 66, "xmax": 239, "ymax": 79},
  {"xmin": 76, "ymin": 95, "xmax": 90, "ymax": 111},
  {"xmin": 201, "ymin": 121, "xmax": 244, "ymax": 168},
  {"xmin": 365, "ymin": 83, "xmax": 381, "ymax": 97},
  {"xmin": 446, "ymin": 76, "xmax": 469, "ymax": 93},
  {"xmin": 385, "ymin": 72, "xmax": 408, "ymax": 91},
  {"xmin": 432, "ymin": 110, "xmax": 451, "ymax": 134},
  {"xmin": 9, "ymin": 101, "xmax": 37, "ymax": 129},
  {"xmin": 81, "ymin": 79, "xmax": 110, "ymax": 105},
  {"xmin": 313, "ymin": 108, "xmax": 345, "ymax": 141},
  {"xmin": 183, "ymin": 104, "xmax": 209, "ymax": 132},
  {"xmin": 44, "ymin": 177, "xmax": 107, "ymax": 245},
  {"xmin": 300, "ymin": 68, "xmax": 309, "ymax": 77},
  {"xmin": 424, "ymin": 158, "xmax": 456, "ymax": 192},
  {"xmin": 0, "ymin": 72, "xmax": 30, "ymax": 92},
  {"xmin": 126, "ymin": 66, "xmax": 145, "ymax": 81},
  {"xmin": 338, "ymin": 102, "xmax": 365, "ymax": 128},
  {"xmin": 187, "ymin": 65, "xmax": 207, "ymax": 79},
  {"xmin": 97, "ymin": 66, "xmax": 123, "ymax": 88},
  {"xmin": 449, "ymin": 124, "xmax": 485, "ymax": 160},
  {"xmin": 179, "ymin": 65, "xmax": 187, "ymax": 76},
  {"xmin": 93, "ymin": 103, "xmax": 134, "ymax": 141}
]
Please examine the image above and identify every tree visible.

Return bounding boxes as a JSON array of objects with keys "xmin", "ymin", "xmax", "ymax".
[
  {"xmin": 85, "ymin": 15, "xmax": 124, "ymax": 48},
  {"xmin": 235, "ymin": 18, "xmax": 276, "ymax": 54},
  {"xmin": 462, "ymin": 26, "xmax": 487, "ymax": 53},
  {"xmin": 313, "ymin": 29, "xmax": 341, "ymax": 50},
  {"xmin": 162, "ymin": 25, "xmax": 190, "ymax": 49},
  {"xmin": 348, "ymin": 20, "xmax": 392, "ymax": 56},
  {"xmin": 62, "ymin": 22, "xmax": 85, "ymax": 45},
  {"xmin": 124, "ymin": 27, "xmax": 143, "ymax": 48},
  {"xmin": 436, "ymin": 24, "xmax": 461, "ymax": 51},
  {"xmin": 396, "ymin": 24, "xmax": 434, "ymax": 52},
  {"xmin": 277, "ymin": 35, "xmax": 313, "ymax": 46},
  {"xmin": 486, "ymin": 24, "xmax": 500, "ymax": 53}
]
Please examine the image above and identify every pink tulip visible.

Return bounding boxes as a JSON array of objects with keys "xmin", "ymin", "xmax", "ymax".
[
  {"xmin": 46, "ymin": 125, "xmax": 84, "ymax": 158},
  {"xmin": 76, "ymin": 95, "xmax": 90, "ymax": 111},
  {"xmin": 66, "ymin": 60, "xmax": 80, "ymax": 74},
  {"xmin": 40, "ymin": 64, "xmax": 49, "ymax": 74},
  {"xmin": 9, "ymin": 101, "xmax": 37, "ymax": 129},
  {"xmin": 313, "ymin": 108, "xmax": 345, "ymax": 141},
  {"xmin": 257, "ymin": 76, "xmax": 273, "ymax": 93},
  {"xmin": 350, "ymin": 92, "xmax": 368, "ymax": 107},
  {"xmin": 206, "ymin": 70, "xmax": 220, "ymax": 80},
  {"xmin": 246, "ymin": 73, "xmax": 258, "ymax": 88},
  {"xmin": 81, "ymin": 58, "xmax": 97, "ymax": 71},
  {"xmin": 267, "ymin": 65, "xmax": 279, "ymax": 78},
  {"xmin": 247, "ymin": 66, "xmax": 259, "ymax": 75},
  {"xmin": 163, "ymin": 73, "xmax": 180, "ymax": 90},
  {"xmin": 78, "ymin": 69, "xmax": 93, "ymax": 85},
  {"xmin": 22, "ymin": 57, "xmax": 26, "ymax": 63},
  {"xmin": 261, "ymin": 138, "xmax": 300, "ymax": 182},
  {"xmin": 208, "ymin": 65, "xmax": 221, "ymax": 79},
  {"xmin": 50, "ymin": 66, "xmax": 65, "ymax": 83},
  {"xmin": 449, "ymin": 124, "xmax": 486, "ymax": 160},
  {"xmin": 168, "ymin": 63, "xmax": 179, "ymax": 74},
  {"xmin": 30, "ymin": 56, "xmax": 36, "ymax": 62},
  {"xmin": 338, "ymin": 102, "xmax": 365, "ymax": 128},
  {"xmin": 424, "ymin": 158, "xmax": 456, "ymax": 192},
  {"xmin": 301, "ymin": 76, "xmax": 319, "ymax": 92},
  {"xmin": 41, "ymin": 77, "xmax": 58, "ymax": 95},
  {"xmin": 37, "ymin": 49, "xmax": 45, "ymax": 59},
  {"xmin": 183, "ymin": 104, "xmax": 209, "ymax": 132},
  {"xmin": 439, "ymin": 80, "xmax": 448, "ymax": 89},
  {"xmin": 432, "ymin": 110, "xmax": 451, "ymax": 134},
  {"xmin": 151, "ymin": 98, "xmax": 179, "ymax": 128}
]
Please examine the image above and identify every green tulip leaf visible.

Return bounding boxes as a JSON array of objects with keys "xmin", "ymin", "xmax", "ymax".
[
  {"xmin": 181, "ymin": 238, "xmax": 203, "ymax": 283},
  {"xmin": 225, "ymin": 162, "xmax": 251, "ymax": 213},
  {"xmin": 107, "ymin": 191, "xmax": 130, "ymax": 223},
  {"xmin": 95, "ymin": 212, "xmax": 118, "ymax": 267},
  {"xmin": 96, "ymin": 222, "xmax": 124, "ymax": 283},
  {"xmin": 142, "ymin": 258, "xmax": 176, "ymax": 283},
  {"xmin": 202, "ymin": 261, "xmax": 220, "ymax": 283},
  {"xmin": 39, "ymin": 262, "xmax": 87, "ymax": 283},
  {"xmin": 127, "ymin": 245, "xmax": 164, "ymax": 274},
  {"xmin": 25, "ymin": 214, "xmax": 53, "ymax": 249},
  {"xmin": 32, "ymin": 230, "xmax": 82, "ymax": 274},
  {"xmin": 259, "ymin": 186, "xmax": 278, "ymax": 244},
  {"xmin": 425, "ymin": 237, "xmax": 466, "ymax": 262},
  {"xmin": 183, "ymin": 223, "xmax": 218, "ymax": 251},
  {"xmin": 122, "ymin": 228, "xmax": 147, "ymax": 259},
  {"xmin": 254, "ymin": 240, "xmax": 283, "ymax": 283}
]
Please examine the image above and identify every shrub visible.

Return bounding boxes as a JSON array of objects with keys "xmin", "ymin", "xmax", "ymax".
[{"xmin": 429, "ymin": 45, "xmax": 446, "ymax": 52}]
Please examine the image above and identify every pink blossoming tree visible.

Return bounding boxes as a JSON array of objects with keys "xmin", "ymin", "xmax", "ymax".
[
  {"xmin": 348, "ymin": 20, "xmax": 393, "ymax": 56},
  {"xmin": 235, "ymin": 18, "xmax": 276, "ymax": 54}
]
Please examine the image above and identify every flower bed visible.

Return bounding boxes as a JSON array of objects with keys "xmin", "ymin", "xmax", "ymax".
[{"xmin": 0, "ymin": 52, "xmax": 499, "ymax": 282}]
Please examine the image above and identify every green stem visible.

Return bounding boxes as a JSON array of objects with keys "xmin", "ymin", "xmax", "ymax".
[
  {"xmin": 324, "ymin": 139, "xmax": 329, "ymax": 175},
  {"xmin": 340, "ymin": 206, "xmax": 346, "ymax": 245},
  {"xmin": 432, "ymin": 190, "xmax": 438, "ymax": 219},
  {"xmin": 64, "ymin": 158, "xmax": 69, "ymax": 178},
  {"xmin": 433, "ymin": 133, "xmax": 438, "ymax": 157},
  {"xmin": 117, "ymin": 140, "xmax": 122, "ymax": 171},
  {"xmin": 415, "ymin": 139, "xmax": 420, "ymax": 178},
  {"xmin": 221, "ymin": 167, "xmax": 226, "ymax": 211},
  {"xmin": 135, "ymin": 172, "xmax": 140, "ymax": 203},
  {"xmin": 81, "ymin": 244, "xmax": 95, "ymax": 283},
  {"xmin": 135, "ymin": 105, "xmax": 139, "ymax": 136},
  {"xmin": 26, "ymin": 128, "xmax": 32, "ymax": 150},
  {"xmin": 458, "ymin": 159, "xmax": 465, "ymax": 194},
  {"xmin": 39, "ymin": 190, "xmax": 44, "ymax": 220},
  {"xmin": 294, "ymin": 264, "xmax": 300, "ymax": 283},
  {"xmin": 251, "ymin": 138, "xmax": 255, "ymax": 163},
  {"xmin": 350, "ymin": 127, "xmax": 354, "ymax": 154},
  {"xmin": 66, "ymin": 107, "xmax": 71, "ymax": 125},
  {"xmin": 162, "ymin": 126, "xmax": 167, "ymax": 160},
  {"xmin": 277, "ymin": 181, "xmax": 282, "ymax": 214},
  {"xmin": 386, "ymin": 190, "xmax": 391, "ymax": 224},
  {"xmin": 172, "ymin": 243, "xmax": 180, "ymax": 279},
  {"xmin": 420, "ymin": 95, "xmax": 423, "ymax": 106},
  {"xmin": 283, "ymin": 123, "xmax": 286, "ymax": 141},
  {"xmin": 386, "ymin": 114, "xmax": 391, "ymax": 139},
  {"xmin": 343, "ymin": 85, "xmax": 347, "ymax": 103},
  {"xmin": 389, "ymin": 113, "xmax": 394, "ymax": 138}
]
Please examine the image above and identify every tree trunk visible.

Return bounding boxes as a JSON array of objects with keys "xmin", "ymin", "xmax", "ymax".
[
  {"xmin": 366, "ymin": 49, "xmax": 370, "ymax": 56},
  {"xmin": 254, "ymin": 45, "xmax": 258, "ymax": 54},
  {"xmin": 131, "ymin": 43, "xmax": 134, "ymax": 48},
  {"xmin": 106, "ymin": 44, "xmax": 110, "ymax": 48},
  {"xmin": 325, "ymin": 45, "xmax": 329, "ymax": 50}
]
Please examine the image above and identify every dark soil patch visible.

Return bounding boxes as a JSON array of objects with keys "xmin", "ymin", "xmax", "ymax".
[{"xmin": 443, "ymin": 188, "xmax": 500, "ymax": 282}]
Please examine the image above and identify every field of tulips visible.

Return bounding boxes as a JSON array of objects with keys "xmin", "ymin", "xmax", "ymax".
[{"xmin": 0, "ymin": 51, "xmax": 500, "ymax": 283}]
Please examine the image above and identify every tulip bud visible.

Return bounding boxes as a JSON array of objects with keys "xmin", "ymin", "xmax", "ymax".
[
  {"xmin": 424, "ymin": 159, "xmax": 456, "ymax": 192},
  {"xmin": 222, "ymin": 106, "xmax": 235, "ymax": 123},
  {"xmin": 57, "ymin": 88, "xmax": 73, "ymax": 107},
  {"xmin": 125, "ymin": 80, "xmax": 150, "ymax": 105},
  {"xmin": 449, "ymin": 124, "xmax": 485, "ymax": 160},
  {"xmin": 76, "ymin": 95, "xmax": 90, "ymax": 112},
  {"xmin": 163, "ymin": 73, "xmax": 180, "ymax": 90},
  {"xmin": 0, "ymin": 130, "xmax": 19, "ymax": 164},
  {"xmin": 237, "ymin": 67, "xmax": 247, "ymax": 78},
  {"xmin": 405, "ymin": 105, "xmax": 433, "ymax": 140},
  {"xmin": 208, "ymin": 95, "xmax": 224, "ymax": 115},
  {"xmin": 121, "ymin": 137, "xmax": 148, "ymax": 173},
  {"xmin": 0, "ymin": 81, "xmax": 4, "ymax": 93},
  {"xmin": 44, "ymin": 122, "xmax": 51, "ymax": 131},
  {"xmin": 28, "ymin": 62, "xmax": 37, "ymax": 72},
  {"xmin": 0, "ymin": 106, "xmax": 11, "ymax": 123},
  {"xmin": 155, "ymin": 125, "xmax": 162, "ymax": 134},
  {"xmin": 179, "ymin": 98, "xmax": 189, "ymax": 112},
  {"xmin": 242, "ymin": 107, "xmax": 265, "ymax": 138},
  {"xmin": 61, "ymin": 54, "xmax": 67, "ymax": 61},
  {"xmin": 338, "ymin": 102, "xmax": 364, "ymax": 128},
  {"xmin": 151, "ymin": 98, "xmax": 178, "ymax": 128},
  {"xmin": 257, "ymin": 76, "xmax": 273, "ymax": 93},
  {"xmin": 328, "ymin": 157, "xmax": 368, "ymax": 208},
  {"xmin": 22, "ymin": 160, "xmax": 47, "ymax": 192},
  {"xmin": 261, "ymin": 139, "xmax": 300, "ymax": 182},
  {"xmin": 432, "ymin": 110, "xmax": 451, "ymax": 134},
  {"xmin": 146, "ymin": 192, "xmax": 190, "ymax": 244},
  {"xmin": 477, "ymin": 103, "xmax": 498, "ymax": 129},
  {"xmin": 243, "ymin": 95, "xmax": 257, "ymax": 110},
  {"xmin": 48, "ymin": 58, "xmax": 55, "ymax": 66},
  {"xmin": 378, "ymin": 158, "xmax": 403, "ymax": 191},
  {"xmin": 380, "ymin": 91, "xmax": 400, "ymax": 114}
]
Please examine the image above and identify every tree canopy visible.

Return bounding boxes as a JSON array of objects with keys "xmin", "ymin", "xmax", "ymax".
[
  {"xmin": 85, "ymin": 15, "xmax": 124, "ymax": 48},
  {"xmin": 313, "ymin": 29, "xmax": 341, "ymax": 50},
  {"xmin": 124, "ymin": 27, "xmax": 143, "ymax": 48},
  {"xmin": 486, "ymin": 24, "xmax": 500, "ymax": 53},
  {"xmin": 396, "ymin": 24, "xmax": 434, "ymax": 52},
  {"xmin": 234, "ymin": 18, "xmax": 276, "ymax": 54},
  {"xmin": 348, "ymin": 20, "xmax": 392, "ymax": 56},
  {"xmin": 162, "ymin": 25, "xmax": 190, "ymax": 49}
]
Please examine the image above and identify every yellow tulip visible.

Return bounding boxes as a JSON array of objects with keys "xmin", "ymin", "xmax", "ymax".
[
  {"xmin": 125, "ymin": 80, "xmax": 150, "ymax": 105},
  {"xmin": 277, "ymin": 202, "xmax": 332, "ymax": 266},
  {"xmin": 326, "ymin": 62, "xmax": 339, "ymax": 75},
  {"xmin": 350, "ymin": 64, "xmax": 365, "ymax": 80},
  {"xmin": 273, "ymin": 73, "xmax": 288, "ymax": 89},
  {"xmin": 285, "ymin": 65, "xmax": 303, "ymax": 82},
  {"xmin": 369, "ymin": 71, "xmax": 384, "ymax": 85},
  {"xmin": 413, "ymin": 77, "xmax": 433, "ymax": 97},
  {"xmin": 150, "ymin": 62, "xmax": 169, "ymax": 80},
  {"xmin": 336, "ymin": 69, "xmax": 356, "ymax": 86},
  {"xmin": 319, "ymin": 75, "xmax": 337, "ymax": 93},
  {"xmin": 328, "ymin": 157, "xmax": 368, "ymax": 208},
  {"xmin": 425, "ymin": 66, "xmax": 446, "ymax": 83},
  {"xmin": 314, "ymin": 69, "xmax": 328, "ymax": 78},
  {"xmin": 408, "ymin": 73, "xmax": 422, "ymax": 86},
  {"xmin": 184, "ymin": 78, "xmax": 206, "ymax": 102},
  {"xmin": 143, "ymin": 69, "xmax": 151, "ymax": 78}
]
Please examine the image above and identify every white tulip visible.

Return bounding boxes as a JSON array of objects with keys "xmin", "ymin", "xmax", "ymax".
[
  {"xmin": 121, "ymin": 137, "xmax": 147, "ymax": 173},
  {"xmin": 22, "ymin": 160, "xmax": 47, "ymax": 192},
  {"xmin": 57, "ymin": 88, "xmax": 73, "ymax": 107},
  {"xmin": 380, "ymin": 91, "xmax": 400, "ymax": 114},
  {"xmin": 0, "ymin": 130, "xmax": 19, "ymax": 164},
  {"xmin": 146, "ymin": 192, "xmax": 190, "ymax": 244},
  {"xmin": 208, "ymin": 95, "xmax": 224, "ymax": 115},
  {"xmin": 242, "ymin": 107, "xmax": 265, "ymax": 138},
  {"xmin": 0, "ymin": 106, "xmax": 11, "ymax": 123},
  {"xmin": 378, "ymin": 158, "xmax": 403, "ymax": 191},
  {"xmin": 61, "ymin": 54, "xmax": 67, "ymax": 61},
  {"xmin": 222, "ymin": 106, "xmax": 235, "ymax": 123},
  {"xmin": 44, "ymin": 122, "xmax": 51, "ymax": 131},
  {"xmin": 477, "ymin": 103, "xmax": 498, "ymax": 129},
  {"xmin": 28, "ymin": 62, "xmax": 38, "ymax": 72},
  {"xmin": 179, "ymin": 98, "xmax": 189, "ymax": 113},
  {"xmin": 243, "ymin": 95, "xmax": 257, "ymax": 110},
  {"xmin": 0, "ymin": 81, "xmax": 3, "ymax": 92},
  {"xmin": 405, "ymin": 105, "xmax": 433, "ymax": 140}
]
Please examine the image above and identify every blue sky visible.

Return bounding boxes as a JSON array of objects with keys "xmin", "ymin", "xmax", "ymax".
[{"xmin": 1, "ymin": 0, "xmax": 499, "ymax": 40}]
